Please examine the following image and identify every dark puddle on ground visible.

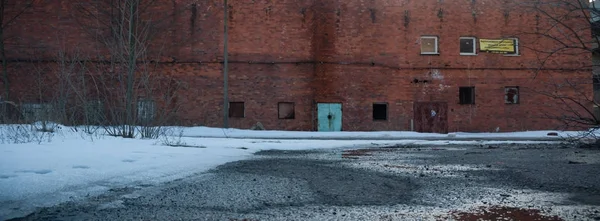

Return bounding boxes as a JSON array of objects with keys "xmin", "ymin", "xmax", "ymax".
[
  {"xmin": 256, "ymin": 148, "xmax": 397, "ymax": 158},
  {"xmin": 340, "ymin": 148, "xmax": 395, "ymax": 159},
  {"xmin": 569, "ymin": 193, "xmax": 600, "ymax": 206},
  {"xmin": 254, "ymin": 149, "xmax": 329, "ymax": 156},
  {"xmin": 449, "ymin": 206, "xmax": 563, "ymax": 221}
]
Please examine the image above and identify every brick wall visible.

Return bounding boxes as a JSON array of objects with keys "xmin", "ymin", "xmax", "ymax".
[{"xmin": 4, "ymin": 0, "xmax": 593, "ymax": 132}]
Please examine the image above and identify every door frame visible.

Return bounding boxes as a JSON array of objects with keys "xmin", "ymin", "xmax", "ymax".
[
  {"xmin": 413, "ymin": 102, "xmax": 448, "ymax": 134},
  {"xmin": 316, "ymin": 102, "xmax": 343, "ymax": 131}
]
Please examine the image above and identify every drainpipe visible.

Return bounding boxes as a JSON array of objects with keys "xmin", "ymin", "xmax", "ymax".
[{"xmin": 223, "ymin": 0, "xmax": 229, "ymax": 128}]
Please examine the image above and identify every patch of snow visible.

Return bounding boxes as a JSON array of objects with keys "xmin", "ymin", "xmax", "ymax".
[
  {"xmin": 178, "ymin": 126, "xmax": 588, "ymax": 140},
  {"xmin": 342, "ymin": 160, "xmax": 498, "ymax": 178},
  {"xmin": 97, "ymin": 200, "xmax": 125, "ymax": 211}
]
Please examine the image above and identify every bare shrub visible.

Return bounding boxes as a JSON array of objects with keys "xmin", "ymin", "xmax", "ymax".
[
  {"xmin": 158, "ymin": 127, "xmax": 188, "ymax": 147},
  {"xmin": 158, "ymin": 127, "xmax": 204, "ymax": 148},
  {"xmin": 0, "ymin": 124, "xmax": 54, "ymax": 144}
]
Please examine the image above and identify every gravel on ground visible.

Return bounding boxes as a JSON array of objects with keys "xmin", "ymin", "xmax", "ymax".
[{"xmin": 9, "ymin": 143, "xmax": 600, "ymax": 221}]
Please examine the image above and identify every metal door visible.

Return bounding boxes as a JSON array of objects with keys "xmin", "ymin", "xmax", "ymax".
[
  {"xmin": 317, "ymin": 103, "xmax": 342, "ymax": 131},
  {"xmin": 414, "ymin": 102, "xmax": 448, "ymax": 133}
]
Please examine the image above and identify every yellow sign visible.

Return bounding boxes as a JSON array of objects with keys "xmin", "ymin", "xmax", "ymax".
[{"xmin": 479, "ymin": 39, "xmax": 515, "ymax": 53}]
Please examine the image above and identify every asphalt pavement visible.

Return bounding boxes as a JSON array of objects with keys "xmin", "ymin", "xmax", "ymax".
[{"xmin": 9, "ymin": 143, "xmax": 600, "ymax": 221}]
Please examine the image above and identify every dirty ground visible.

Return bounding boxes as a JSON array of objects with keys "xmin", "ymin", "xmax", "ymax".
[{"xmin": 10, "ymin": 144, "xmax": 600, "ymax": 221}]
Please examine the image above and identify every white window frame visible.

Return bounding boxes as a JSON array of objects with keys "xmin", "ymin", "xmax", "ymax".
[
  {"xmin": 420, "ymin": 36, "xmax": 439, "ymax": 55},
  {"xmin": 137, "ymin": 99, "xmax": 155, "ymax": 123},
  {"xmin": 503, "ymin": 38, "xmax": 519, "ymax": 56},
  {"xmin": 459, "ymin": 37, "xmax": 477, "ymax": 56}
]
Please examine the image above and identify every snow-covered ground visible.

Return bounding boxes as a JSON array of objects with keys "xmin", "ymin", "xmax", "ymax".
[
  {"xmin": 0, "ymin": 124, "xmax": 580, "ymax": 220},
  {"xmin": 180, "ymin": 126, "xmax": 587, "ymax": 140}
]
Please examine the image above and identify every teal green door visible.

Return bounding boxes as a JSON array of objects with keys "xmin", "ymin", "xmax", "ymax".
[{"xmin": 317, "ymin": 103, "xmax": 342, "ymax": 131}]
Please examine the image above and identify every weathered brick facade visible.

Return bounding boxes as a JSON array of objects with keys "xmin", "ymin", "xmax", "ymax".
[{"xmin": 2, "ymin": 0, "xmax": 593, "ymax": 132}]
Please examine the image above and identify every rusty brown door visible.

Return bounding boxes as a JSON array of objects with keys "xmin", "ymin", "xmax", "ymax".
[{"xmin": 414, "ymin": 102, "xmax": 448, "ymax": 133}]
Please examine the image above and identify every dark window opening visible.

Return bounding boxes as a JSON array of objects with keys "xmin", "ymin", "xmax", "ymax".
[
  {"xmin": 278, "ymin": 102, "xmax": 295, "ymax": 119},
  {"xmin": 505, "ymin": 86, "xmax": 519, "ymax": 104},
  {"xmin": 460, "ymin": 37, "xmax": 476, "ymax": 55},
  {"xmin": 229, "ymin": 102, "xmax": 244, "ymax": 118},
  {"xmin": 459, "ymin": 87, "xmax": 475, "ymax": 105},
  {"xmin": 373, "ymin": 103, "xmax": 388, "ymax": 120}
]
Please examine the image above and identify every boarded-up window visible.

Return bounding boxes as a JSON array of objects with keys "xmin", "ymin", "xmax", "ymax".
[
  {"xmin": 373, "ymin": 103, "xmax": 388, "ymax": 120},
  {"xmin": 278, "ymin": 102, "xmax": 295, "ymax": 119},
  {"xmin": 421, "ymin": 36, "xmax": 438, "ymax": 54},
  {"xmin": 505, "ymin": 86, "xmax": 519, "ymax": 104},
  {"xmin": 229, "ymin": 102, "xmax": 245, "ymax": 118},
  {"xmin": 459, "ymin": 87, "xmax": 475, "ymax": 105},
  {"xmin": 460, "ymin": 37, "xmax": 476, "ymax": 55}
]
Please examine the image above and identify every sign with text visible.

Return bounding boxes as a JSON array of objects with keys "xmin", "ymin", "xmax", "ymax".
[{"xmin": 479, "ymin": 39, "xmax": 515, "ymax": 53}]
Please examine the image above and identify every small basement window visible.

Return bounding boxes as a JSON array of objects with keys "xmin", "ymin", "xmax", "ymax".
[
  {"xmin": 459, "ymin": 87, "xmax": 475, "ymax": 105},
  {"xmin": 229, "ymin": 102, "xmax": 245, "ymax": 118},
  {"xmin": 460, "ymin": 37, "xmax": 477, "ymax": 55},
  {"xmin": 420, "ymin": 36, "xmax": 439, "ymax": 54},
  {"xmin": 278, "ymin": 102, "xmax": 295, "ymax": 119},
  {"xmin": 373, "ymin": 103, "xmax": 388, "ymax": 120},
  {"xmin": 505, "ymin": 86, "xmax": 519, "ymax": 104}
]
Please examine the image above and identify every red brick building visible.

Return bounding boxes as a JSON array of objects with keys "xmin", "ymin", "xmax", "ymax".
[{"xmin": 2, "ymin": 0, "xmax": 593, "ymax": 132}]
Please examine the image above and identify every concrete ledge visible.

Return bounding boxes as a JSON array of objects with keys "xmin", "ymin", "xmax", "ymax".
[{"xmin": 184, "ymin": 135, "xmax": 565, "ymax": 142}]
